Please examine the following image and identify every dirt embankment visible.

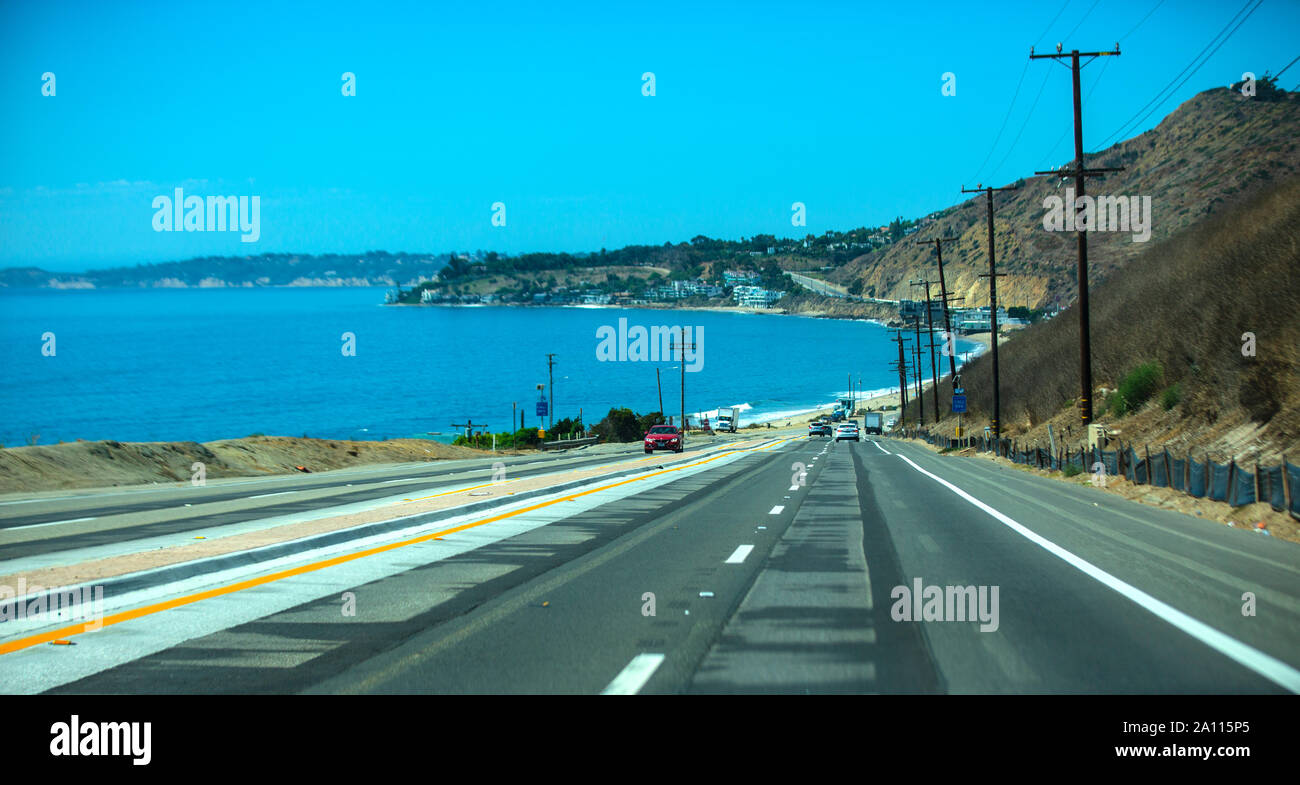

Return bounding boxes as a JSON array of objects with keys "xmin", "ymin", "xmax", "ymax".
[{"xmin": 0, "ymin": 436, "xmax": 496, "ymax": 494}]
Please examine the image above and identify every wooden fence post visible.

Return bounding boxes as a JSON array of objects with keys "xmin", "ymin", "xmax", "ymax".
[
  {"xmin": 1284, "ymin": 453, "xmax": 1292, "ymax": 513},
  {"xmin": 1228, "ymin": 457, "xmax": 1236, "ymax": 505}
]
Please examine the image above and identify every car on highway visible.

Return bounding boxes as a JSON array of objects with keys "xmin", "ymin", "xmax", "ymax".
[
  {"xmin": 885, "ymin": 416, "xmax": 897, "ymax": 430},
  {"xmin": 644, "ymin": 424, "xmax": 684, "ymax": 454},
  {"xmin": 809, "ymin": 422, "xmax": 832, "ymax": 437},
  {"xmin": 835, "ymin": 422, "xmax": 860, "ymax": 442}
]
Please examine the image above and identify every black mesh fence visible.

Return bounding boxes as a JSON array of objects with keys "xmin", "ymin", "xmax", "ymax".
[
  {"xmin": 1288, "ymin": 462, "xmax": 1300, "ymax": 520},
  {"xmin": 910, "ymin": 428, "xmax": 1298, "ymax": 519},
  {"xmin": 1232, "ymin": 466, "xmax": 1256, "ymax": 506},
  {"xmin": 1189, "ymin": 460, "xmax": 1207, "ymax": 498},
  {"xmin": 1209, "ymin": 462, "xmax": 1230, "ymax": 502},
  {"xmin": 1259, "ymin": 465, "xmax": 1285, "ymax": 512}
]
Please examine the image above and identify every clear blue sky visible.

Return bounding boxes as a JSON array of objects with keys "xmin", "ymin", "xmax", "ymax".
[{"xmin": 1, "ymin": 0, "xmax": 1296, "ymax": 270}]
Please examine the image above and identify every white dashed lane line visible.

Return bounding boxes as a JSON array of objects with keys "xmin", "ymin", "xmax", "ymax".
[
  {"xmin": 725, "ymin": 544, "xmax": 754, "ymax": 564},
  {"xmin": 769, "ymin": 505, "xmax": 784, "ymax": 515},
  {"xmin": 7, "ymin": 516, "xmax": 96, "ymax": 531},
  {"xmin": 601, "ymin": 653, "xmax": 666, "ymax": 695}
]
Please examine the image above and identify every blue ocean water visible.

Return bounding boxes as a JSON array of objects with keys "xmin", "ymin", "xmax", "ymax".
[{"xmin": 0, "ymin": 288, "xmax": 979, "ymax": 444}]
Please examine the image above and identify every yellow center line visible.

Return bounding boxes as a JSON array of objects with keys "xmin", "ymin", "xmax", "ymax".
[{"xmin": 0, "ymin": 436, "xmax": 794, "ymax": 657}]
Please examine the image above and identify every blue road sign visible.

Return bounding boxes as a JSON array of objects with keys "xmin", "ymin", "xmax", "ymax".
[
  {"xmin": 536, "ymin": 401, "xmax": 548, "ymax": 417},
  {"xmin": 951, "ymin": 394, "xmax": 967, "ymax": 413}
]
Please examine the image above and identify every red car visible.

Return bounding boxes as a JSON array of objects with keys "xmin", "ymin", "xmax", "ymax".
[{"xmin": 644, "ymin": 424, "xmax": 684, "ymax": 454}]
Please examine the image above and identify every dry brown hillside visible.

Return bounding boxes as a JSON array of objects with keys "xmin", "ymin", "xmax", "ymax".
[
  {"xmin": 911, "ymin": 173, "xmax": 1300, "ymax": 465},
  {"xmin": 829, "ymin": 87, "xmax": 1300, "ymax": 310}
]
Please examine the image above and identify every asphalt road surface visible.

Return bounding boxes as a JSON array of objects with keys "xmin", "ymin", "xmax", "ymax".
[
  {"xmin": 5, "ymin": 434, "xmax": 1298, "ymax": 694},
  {"xmin": 0, "ymin": 439, "xmax": 722, "ymax": 561}
]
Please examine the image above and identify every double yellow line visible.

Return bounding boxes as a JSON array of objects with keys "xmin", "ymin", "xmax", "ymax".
[{"xmin": 0, "ymin": 437, "xmax": 792, "ymax": 656}]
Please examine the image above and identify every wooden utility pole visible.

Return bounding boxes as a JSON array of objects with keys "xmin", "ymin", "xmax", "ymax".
[
  {"xmin": 910, "ymin": 313, "xmax": 924, "ymax": 426},
  {"xmin": 670, "ymin": 330, "xmax": 697, "ymax": 441},
  {"xmin": 922, "ymin": 280, "xmax": 941, "ymax": 424},
  {"xmin": 891, "ymin": 331, "xmax": 910, "ymax": 421},
  {"xmin": 917, "ymin": 237, "xmax": 960, "ymax": 379},
  {"xmin": 655, "ymin": 367, "xmax": 664, "ymax": 417},
  {"xmin": 1031, "ymin": 43, "xmax": 1123, "ymax": 426},
  {"xmin": 545, "ymin": 353, "xmax": 557, "ymax": 430},
  {"xmin": 960, "ymin": 182, "xmax": 1020, "ymax": 441}
]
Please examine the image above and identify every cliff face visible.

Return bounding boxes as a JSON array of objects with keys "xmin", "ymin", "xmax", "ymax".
[{"xmin": 831, "ymin": 89, "xmax": 1300, "ymax": 310}]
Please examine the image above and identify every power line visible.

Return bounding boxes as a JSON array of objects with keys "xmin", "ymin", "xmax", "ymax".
[
  {"xmin": 1038, "ymin": 0, "xmax": 1163, "ymax": 163},
  {"xmin": 1120, "ymin": 0, "xmax": 1167, "ymax": 41},
  {"xmin": 1034, "ymin": 0, "xmax": 1075, "ymax": 45},
  {"xmin": 979, "ymin": 0, "xmax": 1104, "ymax": 184},
  {"xmin": 1062, "ymin": 0, "xmax": 1103, "ymax": 41},
  {"xmin": 967, "ymin": 60, "xmax": 1031, "ymax": 185},
  {"xmin": 1109, "ymin": 0, "xmax": 1263, "ymax": 145},
  {"xmin": 968, "ymin": 0, "xmax": 1075, "ymax": 186},
  {"xmin": 1279, "ymin": 53, "xmax": 1300, "ymax": 79},
  {"xmin": 1041, "ymin": 55, "xmax": 1113, "ymax": 164},
  {"xmin": 986, "ymin": 68, "xmax": 1054, "ymax": 182},
  {"xmin": 1098, "ymin": 0, "xmax": 1260, "ymax": 149}
]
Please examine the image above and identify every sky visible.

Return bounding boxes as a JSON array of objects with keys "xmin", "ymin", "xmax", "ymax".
[{"xmin": 1, "ymin": 0, "xmax": 1296, "ymax": 271}]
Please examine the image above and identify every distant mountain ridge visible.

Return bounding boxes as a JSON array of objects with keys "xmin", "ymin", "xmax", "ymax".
[
  {"xmin": 5, "ymin": 86, "xmax": 1295, "ymax": 306},
  {"xmin": 0, "ymin": 252, "xmax": 451, "ymax": 289}
]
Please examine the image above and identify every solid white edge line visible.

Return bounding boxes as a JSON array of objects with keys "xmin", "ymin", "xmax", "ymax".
[
  {"xmin": 725, "ymin": 544, "xmax": 755, "ymax": 564},
  {"xmin": 873, "ymin": 441, "xmax": 891, "ymax": 454},
  {"xmin": 895, "ymin": 452, "xmax": 1300, "ymax": 694},
  {"xmin": 600, "ymin": 653, "xmax": 666, "ymax": 695}
]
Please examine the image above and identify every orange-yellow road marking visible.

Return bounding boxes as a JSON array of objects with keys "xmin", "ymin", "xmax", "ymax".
[{"xmin": 0, "ymin": 437, "xmax": 793, "ymax": 656}]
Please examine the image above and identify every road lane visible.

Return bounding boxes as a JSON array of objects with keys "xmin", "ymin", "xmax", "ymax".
[{"xmin": 8, "ymin": 431, "xmax": 1297, "ymax": 694}]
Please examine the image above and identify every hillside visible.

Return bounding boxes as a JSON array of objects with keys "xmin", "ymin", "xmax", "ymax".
[
  {"xmin": 827, "ymin": 87, "xmax": 1300, "ymax": 311},
  {"xmin": 908, "ymin": 172, "xmax": 1300, "ymax": 465}
]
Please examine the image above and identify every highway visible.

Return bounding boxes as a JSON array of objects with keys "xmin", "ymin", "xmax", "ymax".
[
  {"xmin": 2, "ymin": 434, "xmax": 1297, "ymax": 694},
  {"xmin": 0, "ymin": 441, "xmax": 714, "ymax": 561}
]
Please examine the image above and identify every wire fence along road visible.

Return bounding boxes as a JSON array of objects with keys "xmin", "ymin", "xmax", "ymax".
[{"xmin": 907, "ymin": 430, "xmax": 1300, "ymax": 521}]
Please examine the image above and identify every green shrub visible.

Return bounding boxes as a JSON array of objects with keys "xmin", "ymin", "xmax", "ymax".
[
  {"xmin": 1161, "ymin": 383, "xmax": 1182, "ymax": 410},
  {"xmin": 1108, "ymin": 390, "xmax": 1128, "ymax": 417},
  {"xmin": 1062, "ymin": 464, "xmax": 1082, "ymax": 478},
  {"xmin": 1112, "ymin": 362, "xmax": 1163, "ymax": 416}
]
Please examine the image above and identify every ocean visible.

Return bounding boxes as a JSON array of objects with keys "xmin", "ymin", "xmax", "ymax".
[{"xmin": 0, "ymin": 287, "xmax": 980, "ymax": 445}]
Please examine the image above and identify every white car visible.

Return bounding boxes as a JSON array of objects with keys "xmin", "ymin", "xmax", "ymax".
[
  {"xmin": 835, "ymin": 422, "xmax": 860, "ymax": 442},
  {"xmin": 885, "ymin": 417, "xmax": 897, "ymax": 430}
]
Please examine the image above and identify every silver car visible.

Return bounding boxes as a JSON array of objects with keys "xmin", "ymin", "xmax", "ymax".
[{"xmin": 835, "ymin": 422, "xmax": 860, "ymax": 442}]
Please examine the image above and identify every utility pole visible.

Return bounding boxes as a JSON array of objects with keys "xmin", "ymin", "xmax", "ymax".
[
  {"xmin": 671, "ymin": 330, "xmax": 697, "ymax": 441},
  {"xmin": 922, "ymin": 280, "xmax": 941, "ymax": 424},
  {"xmin": 917, "ymin": 237, "xmax": 960, "ymax": 379},
  {"xmin": 891, "ymin": 331, "xmax": 910, "ymax": 425},
  {"xmin": 1031, "ymin": 42, "xmax": 1123, "ymax": 427},
  {"xmin": 511, "ymin": 402, "xmax": 516, "ymax": 434},
  {"xmin": 545, "ymin": 353, "xmax": 557, "ymax": 430},
  {"xmin": 656, "ymin": 367, "xmax": 664, "ymax": 418},
  {"xmin": 960, "ymin": 182, "xmax": 1020, "ymax": 441}
]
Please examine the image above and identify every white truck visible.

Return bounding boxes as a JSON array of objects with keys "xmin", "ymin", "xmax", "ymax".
[
  {"xmin": 716, "ymin": 407, "xmax": 740, "ymax": 433},
  {"xmin": 863, "ymin": 412, "xmax": 883, "ymax": 435}
]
